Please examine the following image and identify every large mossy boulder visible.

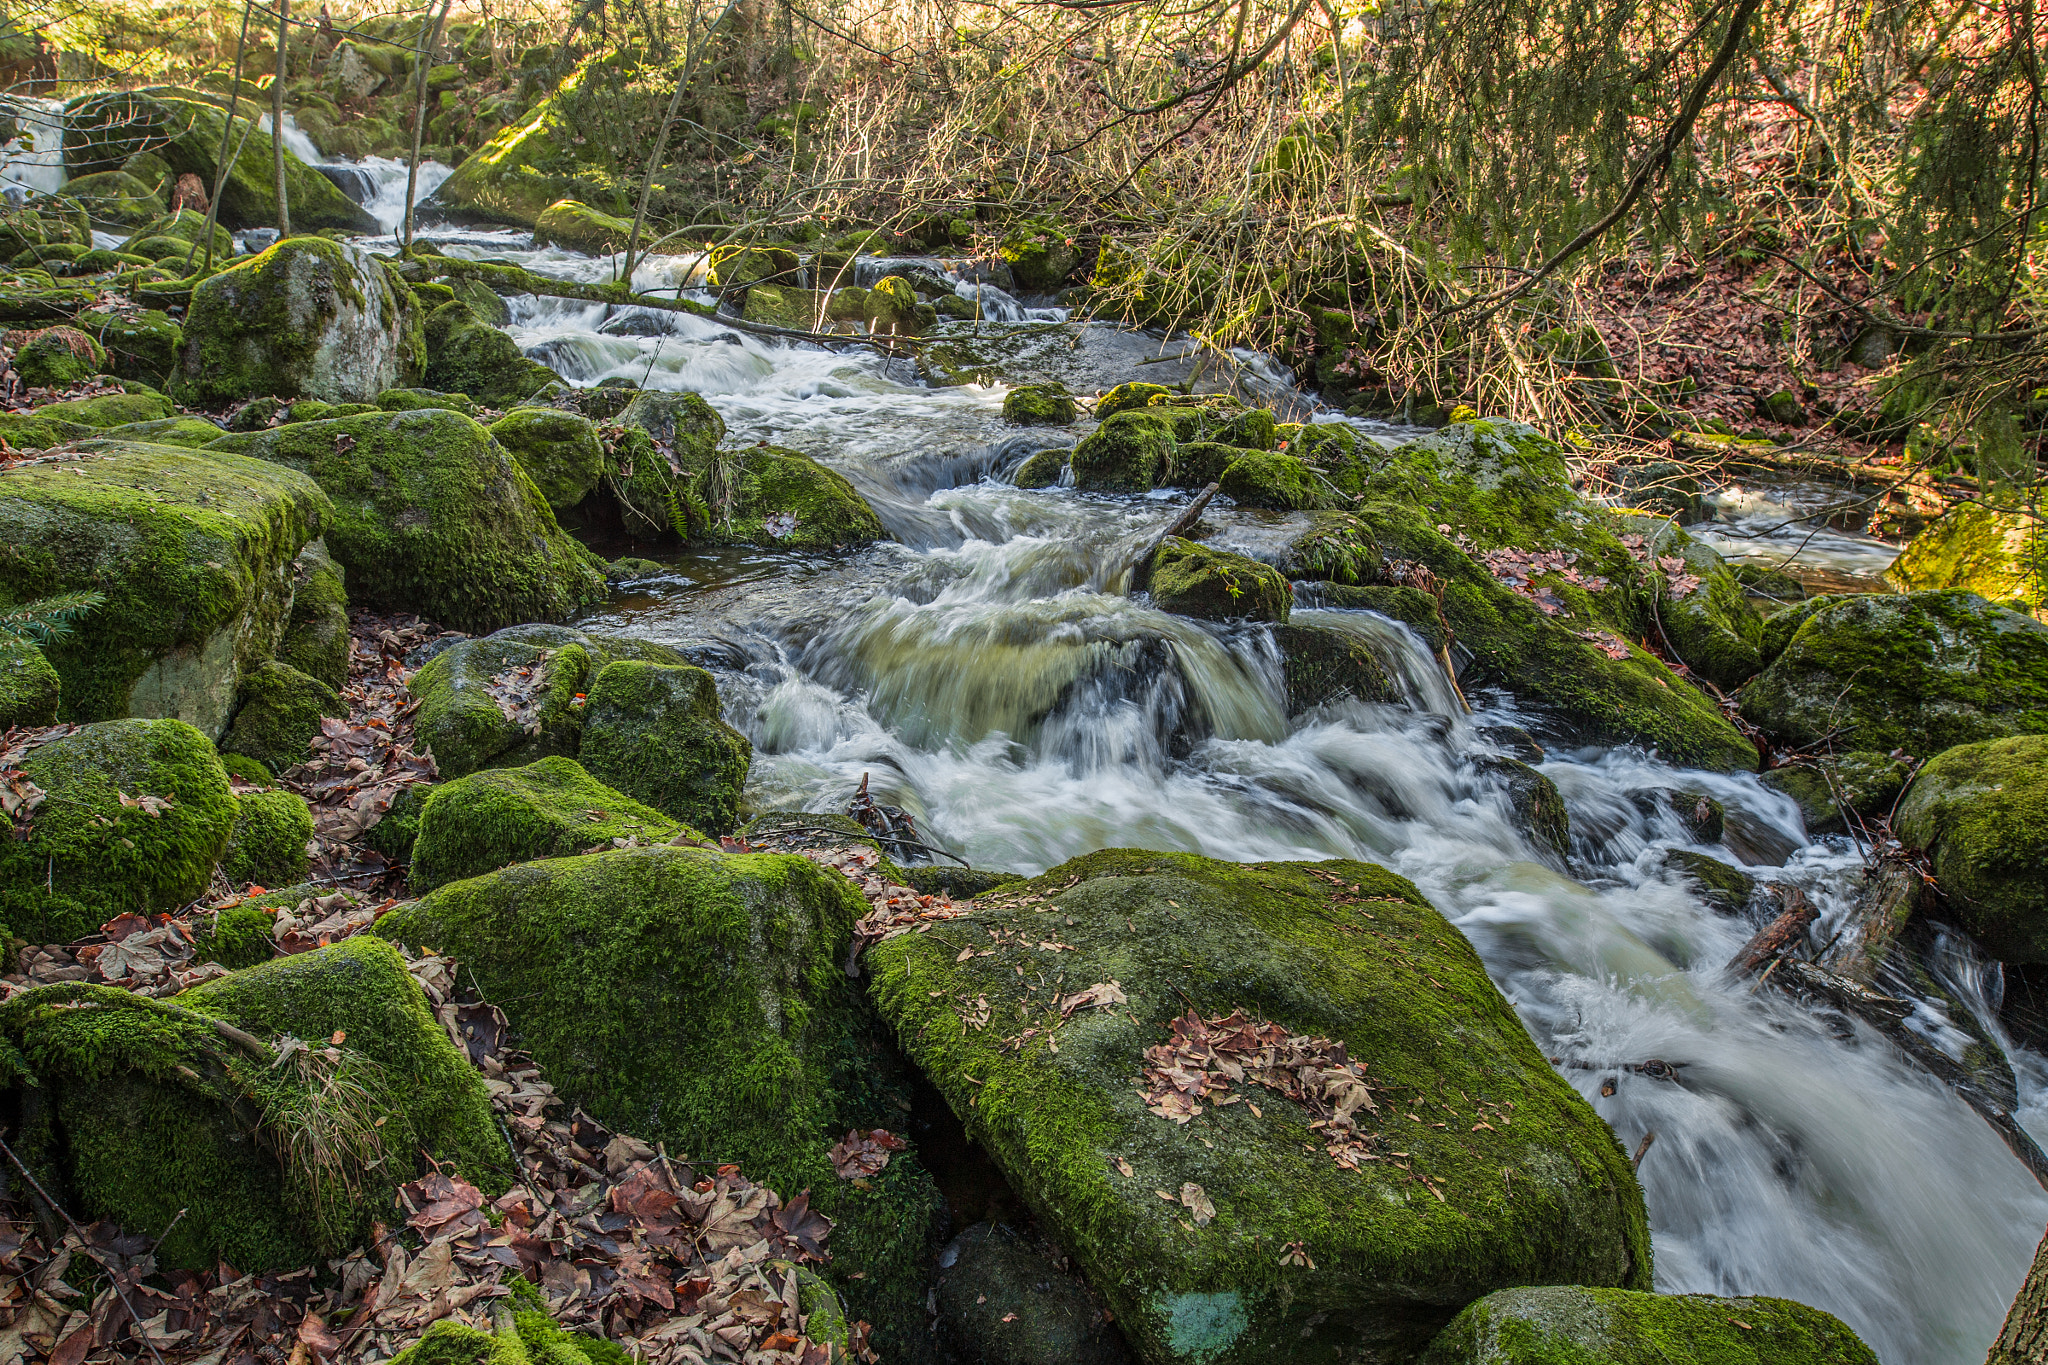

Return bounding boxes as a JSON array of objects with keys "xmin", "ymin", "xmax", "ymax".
[
  {"xmin": 1887, "ymin": 501, "xmax": 2045, "ymax": 618},
  {"xmin": 422, "ymin": 300, "xmax": 560, "ymax": 409},
  {"xmin": 63, "ymin": 91, "xmax": 377, "ymax": 233},
  {"xmin": 1148, "ymin": 537, "xmax": 1291, "ymax": 622},
  {"xmin": 1739, "ymin": 591, "xmax": 2048, "ymax": 758},
  {"xmin": 228, "ymin": 409, "xmax": 607, "ymax": 633},
  {"xmin": 578, "ymin": 660, "xmax": 752, "ymax": 833},
  {"xmin": 431, "ymin": 61, "xmax": 600, "ymax": 227},
  {"xmin": 76, "ymin": 307, "xmax": 183, "ymax": 388},
  {"xmin": 275, "ymin": 538, "xmax": 349, "ymax": 689},
  {"xmin": 375, "ymin": 844, "xmax": 947, "ymax": 1356},
  {"xmin": 0, "ymin": 442, "xmax": 327, "ymax": 733},
  {"xmin": 0, "ymin": 937, "xmax": 509, "ymax": 1271},
  {"xmin": 218, "ymin": 786, "xmax": 314, "ymax": 886},
  {"xmin": 175, "ymin": 237, "xmax": 424, "ymax": 406},
  {"xmin": 1896, "ymin": 734, "xmax": 2048, "ymax": 963},
  {"xmin": 1416, "ymin": 1285, "xmax": 1877, "ymax": 1365},
  {"xmin": 1072, "ymin": 409, "xmax": 1175, "ymax": 493},
  {"xmin": 532, "ymin": 197, "xmax": 635, "ymax": 254},
  {"xmin": 0, "ymin": 635, "xmax": 61, "ymax": 727},
  {"xmin": 8, "ymin": 324, "xmax": 104, "ymax": 387},
  {"xmin": 219, "ymin": 660, "xmax": 344, "ymax": 770},
  {"xmin": 1274, "ymin": 621, "xmax": 1403, "ymax": 713},
  {"xmin": 0, "ymin": 718, "xmax": 237, "ymax": 944},
  {"xmin": 868, "ymin": 850, "xmax": 1652, "ymax": 1364},
  {"xmin": 999, "ymin": 219, "xmax": 1080, "ymax": 291},
  {"xmin": 407, "ymin": 625, "xmax": 691, "ymax": 778},
  {"xmin": 1003, "ymin": 382, "xmax": 1077, "ymax": 426},
  {"xmin": 61, "ymin": 169, "xmax": 163, "ymax": 228},
  {"xmin": 487, "ymin": 406, "xmax": 605, "ymax": 511},
  {"xmin": 408, "ymin": 755, "xmax": 692, "ymax": 893},
  {"xmin": 35, "ymin": 388, "xmax": 174, "ymax": 428}
]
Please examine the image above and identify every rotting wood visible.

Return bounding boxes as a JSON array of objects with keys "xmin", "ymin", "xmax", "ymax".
[
  {"xmin": 1725, "ymin": 884, "xmax": 1817, "ymax": 976},
  {"xmin": 1820, "ymin": 852, "xmax": 1922, "ymax": 984}
]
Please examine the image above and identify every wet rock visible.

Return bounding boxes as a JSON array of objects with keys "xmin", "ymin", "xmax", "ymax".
[
  {"xmin": 578, "ymin": 660, "xmax": 752, "ymax": 834},
  {"xmin": 0, "ymin": 636, "xmax": 59, "ymax": 727},
  {"xmin": 1013, "ymin": 448, "xmax": 1068, "ymax": 488},
  {"xmin": 532, "ymin": 197, "xmax": 635, "ymax": 254},
  {"xmin": 1887, "ymin": 501, "xmax": 2047, "ymax": 618},
  {"xmin": 0, "ymin": 936, "xmax": 507, "ymax": 1270},
  {"xmin": 863, "ymin": 275, "xmax": 926, "ymax": 336},
  {"xmin": 488, "ymin": 407, "xmax": 606, "ymax": 512},
  {"xmin": 218, "ymin": 787, "xmax": 315, "ymax": 887},
  {"xmin": 1656, "ymin": 849, "xmax": 1756, "ymax": 915},
  {"xmin": 1273, "ymin": 622, "xmax": 1402, "ymax": 712},
  {"xmin": 1096, "ymin": 381, "xmax": 1174, "ymax": 418},
  {"xmin": 1721, "ymin": 806, "xmax": 1803, "ymax": 868},
  {"xmin": 422, "ymin": 299, "xmax": 561, "ymax": 409},
  {"xmin": 219, "ymin": 660, "xmax": 344, "ymax": 770},
  {"xmin": 275, "ymin": 539, "xmax": 350, "ymax": 690},
  {"xmin": 229, "ymin": 408, "xmax": 607, "ymax": 634},
  {"xmin": 1160, "ymin": 440, "xmax": 1249, "ymax": 489},
  {"xmin": 1217, "ymin": 449, "xmax": 1328, "ymax": 509},
  {"xmin": 1478, "ymin": 755, "xmax": 1570, "ymax": 859},
  {"xmin": 1896, "ymin": 734, "xmax": 2048, "ymax": 963},
  {"xmin": 1761, "ymin": 752, "xmax": 1910, "ymax": 836},
  {"xmin": 868, "ymin": 850, "xmax": 1651, "ymax": 1364},
  {"xmin": 1416, "ymin": 1284, "xmax": 1876, "ymax": 1365},
  {"xmin": 1072, "ymin": 409, "xmax": 1175, "ymax": 493},
  {"xmin": 7, "ymin": 324, "xmax": 102, "ymax": 387},
  {"xmin": 0, "ymin": 718, "xmax": 238, "ymax": 942},
  {"xmin": 0, "ymin": 442, "xmax": 326, "ymax": 735},
  {"xmin": 708, "ymin": 244, "xmax": 801, "ymax": 288},
  {"xmin": 999, "ymin": 219, "xmax": 1080, "ymax": 291},
  {"xmin": 605, "ymin": 556, "xmax": 669, "ymax": 584},
  {"xmin": 936, "ymin": 1222, "xmax": 1129, "ymax": 1365},
  {"xmin": 1620, "ymin": 519, "xmax": 1765, "ymax": 691},
  {"xmin": 408, "ymin": 755, "xmax": 689, "ymax": 893},
  {"xmin": 1738, "ymin": 590, "xmax": 2048, "ymax": 758},
  {"xmin": 1631, "ymin": 787, "xmax": 1723, "ymax": 843},
  {"xmin": 375, "ymin": 845, "xmax": 946, "ymax": 1356},
  {"xmin": 1478, "ymin": 724, "xmax": 1545, "ymax": 764},
  {"xmin": 1149, "ymin": 538, "xmax": 1290, "ymax": 623},
  {"xmin": 1004, "ymin": 383, "xmax": 1077, "ymax": 426},
  {"xmin": 175, "ymin": 237, "xmax": 424, "ymax": 405}
]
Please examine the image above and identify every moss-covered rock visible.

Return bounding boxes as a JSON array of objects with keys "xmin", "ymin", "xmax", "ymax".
[
  {"xmin": 707, "ymin": 244, "xmax": 801, "ymax": 288},
  {"xmin": 219, "ymin": 660, "xmax": 344, "ymax": 770},
  {"xmin": 1738, "ymin": 591, "xmax": 2048, "ymax": 758},
  {"xmin": 937, "ymin": 1221, "xmax": 1130, "ymax": 1365},
  {"xmin": 1004, "ymin": 383, "xmax": 1077, "ymax": 426},
  {"xmin": 8, "ymin": 325, "xmax": 103, "ymax": 387},
  {"xmin": 231, "ymin": 409, "xmax": 607, "ymax": 633},
  {"xmin": 430, "ymin": 63, "xmax": 595, "ymax": 228},
  {"xmin": 1760, "ymin": 752, "xmax": 1910, "ymax": 837},
  {"xmin": 378, "ymin": 386, "xmax": 481, "ymax": 417},
  {"xmin": 174, "ymin": 237, "xmax": 425, "ymax": 406},
  {"xmin": 0, "ymin": 411, "xmax": 94, "ymax": 449},
  {"xmin": 1656, "ymin": 849, "xmax": 1757, "ymax": 915},
  {"xmin": 868, "ymin": 850, "xmax": 1651, "ymax": 1364},
  {"xmin": 276, "ymin": 538, "xmax": 350, "ymax": 690},
  {"xmin": 119, "ymin": 208, "xmax": 234, "ymax": 260},
  {"xmin": 0, "ymin": 635, "xmax": 60, "ymax": 726},
  {"xmin": 0, "ymin": 936, "xmax": 508, "ymax": 1272},
  {"xmin": 217, "ymin": 751, "xmax": 272, "ymax": 786},
  {"xmin": 375, "ymin": 844, "xmax": 946, "ymax": 1354},
  {"xmin": 863, "ymin": 274, "xmax": 925, "ymax": 336},
  {"xmin": 532, "ymin": 197, "xmax": 635, "ymax": 254},
  {"xmin": 1095, "ymin": 382, "xmax": 1174, "ymax": 419},
  {"xmin": 422, "ymin": 299, "xmax": 560, "ymax": 408},
  {"xmin": 1626, "ymin": 521, "xmax": 1765, "ymax": 691},
  {"xmin": 190, "ymin": 903, "xmax": 276, "ymax": 967},
  {"xmin": 1416, "ymin": 1284, "xmax": 1877, "ymax": 1365},
  {"xmin": 1887, "ymin": 501, "xmax": 2046, "ymax": 618},
  {"xmin": 1479, "ymin": 756, "xmax": 1571, "ymax": 861},
  {"xmin": 0, "ymin": 718, "xmax": 237, "ymax": 942},
  {"xmin": 1014, "ymin": 447, "xmax": 1069, "ymax": 488},
  {"xmin": 1218, "ymin": 450, "xmax": 1327, "ymax": 510},
  {"xmin": 579, "ymin": 660, "xmax": 752, "ymax": 833},
  {"xmin": 35, "ymin": 387, "xmax": 173, "ymax": 428},
  {"xmin": 218, "ymin": 787, "xmax": 314, "ymax": 886},
  {"xmin": 1000, "ymin": 220, "xmax": 1080, "ymax": 291},
  {"xmin": 1072, "ymin": 409, "xmax": 1175, "ymax": 493},
  {"xmin": 0, "ymin": 442, "xmax": 327, "ymax": 733},
  {"xmin": 1149, "ymin": 537, "xmax": 1291, "ymax": 622},
  {"xmin": 99, "ymin": 416, "xmax": 224, "ymax": 449},
  {"xmin": 409, "ymin": 755, "xmax": 693, "ymax": 893},
  {"xmin": 1271, "ymin": 621, "xmax": 1402, "ymax": 713},
  {"xmin": 1896, "ymin": 734, "xmax": 2048, "ymax": 963},
  {"xmin": 60, "ymin": 169, "xmax": 163, "ymax": 229},
  {"xmin": 487, "ymin": 406, "xmax": 605, "ymax": 511}
]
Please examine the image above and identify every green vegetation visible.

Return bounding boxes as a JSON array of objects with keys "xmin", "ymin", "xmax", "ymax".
[{"xmin": 1417, "ymin": 1285, "xmax": 1878, "ymax": 1364}]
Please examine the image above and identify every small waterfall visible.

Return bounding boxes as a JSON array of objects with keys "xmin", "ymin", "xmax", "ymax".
[{"xmin": 0, "ymin": 96, "xmax": 66, "ymax": 200}]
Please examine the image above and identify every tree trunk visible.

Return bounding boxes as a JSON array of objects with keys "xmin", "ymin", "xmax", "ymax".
[
  {"xmin": 272, "ymin": 0, "xmax": 291, "ymax": 238},
  {"xmin": 1821, "ymin": 852, "xmax": 1922, "ymax": 983},
  {"xmin": 1990, "ymin": 1226, "xmax": 2048, "ymax": 1364}
]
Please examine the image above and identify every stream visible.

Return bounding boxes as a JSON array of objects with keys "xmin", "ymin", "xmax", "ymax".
[{"xmin": 9, "ymin": 105, "xmax": 2036, "ymax": 1360}]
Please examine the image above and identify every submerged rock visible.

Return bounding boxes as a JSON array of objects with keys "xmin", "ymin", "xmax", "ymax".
[
  {"xmin": 579, "ymin": 660, "xmax": 752, "ymax": 834},
  {"xmin": 0, "ymin": 937, "xmax": 507, "ymax": 1270},
  {"xmin": 1739, "ymin": 591, "xmax": 2048, "ymax": 758},
  {"xmin": 1416, "ymin": 1284, "xmax": 1877, "ymax": 1364},
  {"xmin": 174, "ymin": 237, "xmax": 425, "ymax": 406},
  {"xmin": 408, "ymin": 755, "xmax": 691, "ymax": 893},
  {"xmin": 868, "ymin": 850, "xmax": 1651, "ymax": 1364},
  {"xmin": 0, "ymin": 442, "xmax": 326, "ymax": 734},
  {"xmin": 1656, "ymin": 848, "xmax": 1757, "ymax": 915},
  {"xmin": 376, "ymin": 844, "xmax": 946, "ymax": 1355},
  {"xmin": 1896, "ymin": 734, "xmax": 2048, "ymax": 963},
  {"xmin": 228, "ymin": 408, "xmax": 607, "ymax": 633},
  {"xmin": 0, "ymin": 718, "xmax": 238, "ymax": 943}
]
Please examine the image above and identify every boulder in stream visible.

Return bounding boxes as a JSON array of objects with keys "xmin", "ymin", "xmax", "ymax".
[
  {"xmin": 868, "ymin": 850, "xmax": 1652, "ymax": 1364},
  {"xmin": 422, "ymin": 299, "xmax": 562, "ymax": 408},
  {"xmin": 1416, "ymin": 1284, "xmax": 1877, "ymax": 1364},
  {"xmin": 1760, "ymin": 751, "xmax": 1910, "ymax": 837},
  {"xmin": 1739, "ymin": 590, "xmax": 2048, "ymax": 758},
  {"xmin": 532, "ymin": 197, "xmax": 636, "ymax": 254},
  {"xmin": 1896, "ymin": 734, "xmax": 2048, "ymax": 963},
  {"xmin": 1072, "ymin": 409, "xmax": 1176, "ymax": 492},
  {"xmin": 488, "ymin": 406, "xmax": 606, "ymax": 511},
  {"xmin": 1887, "ymin": 501, "xmax": 2046, "ymax": 619},
  {"xmin": 1004, "ymin": 382, "xmax": 1078, "ymax": 426},
  {"xmin": 579, "ymin": 660, "xmax": 753, "ymax": 834},
  {"xmin": 174, "ymin": 237, "xmax": 425, "ymax": 406},
  {"xmin": 1148, "ymin": 538, "xmax": 1291, "ymax": 623}
]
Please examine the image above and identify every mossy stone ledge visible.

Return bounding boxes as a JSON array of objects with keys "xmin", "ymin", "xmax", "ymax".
[
  {"xmin": 227, "ymin": 408, "xmax": 607, "ymax": 634},
  {"xmin": 1886, "ymin": 501, "xmax": 2046, "ymax": 619},
  {"xmin": 422, "ymin": 299, "xmax": 562, "ymax": 409},
  {"xmin": 1416, "ymin": 1285, "xmax": 1878, "ymax": 1365},
  {"xmin": 867, "ymin": 849, "xmax": 1652, "ymax": 1365}
]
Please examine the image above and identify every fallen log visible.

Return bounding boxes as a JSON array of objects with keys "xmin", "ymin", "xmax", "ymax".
[
  {"xmin": 1819, "ymin": 852, "xmax": 1922, "ymax": 983},
  {"xmin": 1125, "ymin": 482, "xmax": 1222, "ymax": 590},
  {"xmin": 1725, "ymin": 885, "xmax": 1817, "ymax": 976}
]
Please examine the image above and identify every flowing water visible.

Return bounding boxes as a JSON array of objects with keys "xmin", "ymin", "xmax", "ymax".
[{"xmin": 174, "ymin": 110, "xmax": 2048, "ymax": 1358}]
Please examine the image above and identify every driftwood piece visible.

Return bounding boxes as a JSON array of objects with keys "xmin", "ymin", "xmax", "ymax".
[
  {"xmin": 1126, "ymin": 482, "xmax": 1222, "ymax": 590},
  {"xmin": 1725, "ymin": 885, "xmax": 1817, "ymax": 976},
  {"xmin": 1819, "ymin": 852, "xmax": 1923, "ymax": 983}
]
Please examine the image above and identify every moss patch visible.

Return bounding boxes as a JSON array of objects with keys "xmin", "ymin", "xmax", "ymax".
[
  {"xmin": 1416, "ymin": 1285, "xmax": 1877, "ymax": 1365},
  {"xmin": 1072, "ymin": 409, "xmax": 1175, "ymax": 493},
  {"xmin": 0, "ymin": 635, "xmax": 60, "ymax": 727},
  {"xmin": 489, "ymin": 407, "xmax": 605, "ymax": 512},
  {"xmin": 424, "ymin": 300, "xmax": 561, "ymax": 408},
  {"xmin": 218, "ymin": 788, "xmax": 314, "ymax": 887},
  {"xmin": 578, "ymin": 661, "xmax": 752, "ymax": 833},
  {"xmin": 1896, "ymin": 734, "xmax": 2048, "ymax": 963},
  {"xmin": 1760, "ymin": 752, "xmax": 1909, "ymax": 837},
  {"xmin": 1150, "ymin": 537, "xmax": 1291, "ymax": 623},
  {"xmin": 1004, "ymin": 383, "xmax": 1077, "ymax": 426},
  {"xmin": 1887, "ymin": 500, "xmax": 2047, "ymax": 617},
  {"xmin": 220, "ymin": 661, "xmax": 344, "ymax": 770}
]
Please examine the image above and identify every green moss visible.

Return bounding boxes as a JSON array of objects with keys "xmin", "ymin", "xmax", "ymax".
[
  {"xmin": 0, "ymin": 635, "xmax": 60, "ymax": 726},
  {"xmin": 365, "ymin": 782, "xmax": 430, "ymax": 863},
  {"xmin": 1760, "ymin": 752, "xmax": 1908, "ymax": 836},
  {"xmin": 1887, "ymin": 501, "xmax": 2047, "ymax": 617},
  {"xmin": 1014, "ymin": 448, "xmax": 1068, "ymax": 488},
  {"xmin": 99, "ymin": 417, "xmax": 227, "ymax": 449},
  {"xmin": 1416, "ymin": 1285, "xmax": 1877, "ymax": 1365},
  {"xmin": 390, "ymin": 1319, "xmax": 530, "ymax": 1365},
  {"xmin": 1072, "ymin": 409, "xmax": 1175, "ymax": 493},
  {"xmin": 863, "ymin": 275, "xmax": 924, "ymax": 335},
  {"xmin": 379, "ymin": 386, "xmax": 480, "ymax": 417},
  {"xmin": 1004, "ymin": 383, "xmax": 1077, "ymax": 426},
  {"xmin": 579, "ymin": 660, "xmax": 752, "ymax": 833},
  {"xmin": 867, "ymin": 850, "xmax": 1651, "ymax": 1364},
  {"xmin": 232, "ymin": 409, "xmax": 607, "ymax": 634},
  {"xmin": 1095, "ymin": 381, "xmax": 1175, "ymax": 418},
  {"xmin": 708, "ymin": 245, "xmax": 800, "ymax": 288},
  {"xmin": 218, "ymin": 788, "xmax": 314, "ymax": 887},
  {"xmin": 220, "ymin": 661, "xmax": 344, "ymax": 769},
  {"xmin": 218, "ymin": 751, "xmax": 272, "ymax": 785},
  {"xmin": 1272, "ymin": 621, "xmax": 1402, "ymax": 712},
  {"xmin": 276, "ymin": 539, "xmax": 350, "ymax": 690},
  {"xmin": 1150, "ymin": 537, "xmax": 1291, "ymax": 623},
  {"xmin": 1480, "ymin": 756, "xmax": 1571, "ymax": 859},
  {"xmin": 423, "ymin": 300, "xmax": 560, "ymax": 408},
  {"xmin": 409, "ymin": 755, "xmax": 693, "ymax": 893},
  {"xmin": 1739, "ymin": 591, "xmax": 2048, "ymax": 758},
  {"xmin": 191, "ymin": 904, "xmax": 276, "ymax": 967},
  {"xmin": 532, "ymin": 198, "xmax": 635, "ymax": 254},
  {"xmin": 61, "ymin": 170, "xmax": 163, "ymax": 229},
  {"xmin": 174, "ymin": 237, "xmax": 425, "ymax": 406},
  {"xmin": 375, "ymin": 844, "xmax": 946, "ymax": 1354},
  {"xmin": 0, "ymin": 718, "xmax": 236, "ymax": 943},
  {"xmin": 489, "ymin": 407, "xmax": 605, "ymax": 511},
  {"xmin": 999, "ymin": 220, "xmax": 1080, "ymax": 290},
  {"xmin": 1896, "ymin": 734, "xmax": 2048, "ymax": 963},
  {"xmin": 1161, "ymin": 441, "xmax": 1247, "ymax": 489},
  {"xmin": 1211, "ymin": 407, "xmax": 1278, "ymax": 451},
  {"xmin": 0, "ymin": 412, "xmax": 94, "ymax": 448},
  {"xmin": 35, "ymin": 388, "xmax": 173, "ymax": 427},
  {"xmin": 281, "ymin": 400, "xmax": 380, "ymax": 425},
  {"xmin": 742, "ymin": 282, "xmax": 829, "ymax": 330},
  {"xmin": 9, "ymin": 325, "xmax": 104, "ymax": 387},
  {"xmin": 1618, "ymin": 520, "xmax": 1764, "ymax": 691},
  {"xmin": 1218, "ymin": 450, "xmax": 1328, "ymax": 509},
  {"xmin": 119, "ymin": 208, "xmax": 234, "ymax": 259},
  {"xmin": 0, "ymin": 443, "xmax": 326, "ymax": 731}
]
